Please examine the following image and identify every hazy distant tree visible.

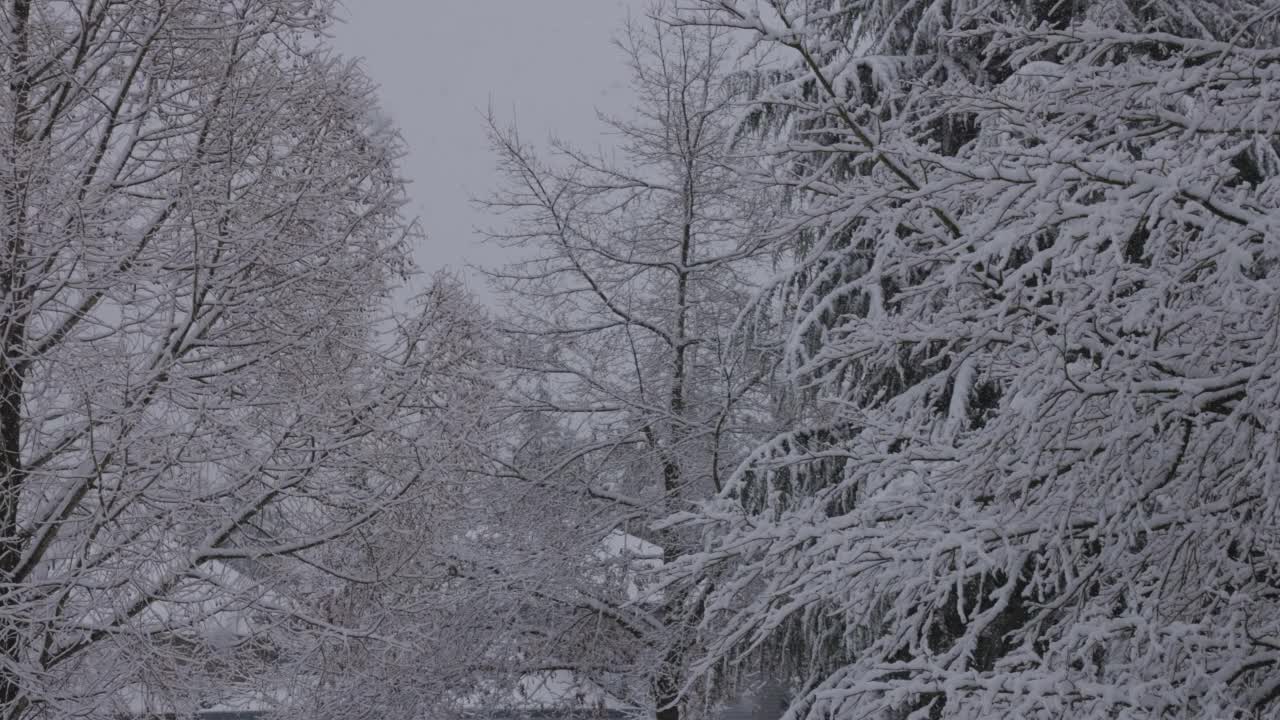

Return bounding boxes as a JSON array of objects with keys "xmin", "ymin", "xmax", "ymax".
[
  {"xmin": 266, "ymin": 274, "xmax": 502, "ymax": 720},
  {"xmin": 668, "ymin": 1, "xmax": 1280, "ymax": 718},
  {"xmin": 0, "ymin": 1, "xmax": 432, "ymax": 717}
]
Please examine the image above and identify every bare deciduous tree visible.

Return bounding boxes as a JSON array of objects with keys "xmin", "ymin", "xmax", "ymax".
[
  {"xmin": 0, "ymin": 1, "xmax": 432, "ymax": 717},
  {"xmin": 467, "ymin": 9, "xmax": 780, "ymax": 719}
]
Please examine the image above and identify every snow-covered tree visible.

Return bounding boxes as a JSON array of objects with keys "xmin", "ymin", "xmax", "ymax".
[
  {"xmin": 263, "ymin": 273, "xmax": 503, "ymax": 720},
  {"xmin": 666, "ymin": 1, "xmax": 1280, "ymax": 718},
  {"xmin": 471, "ymin": 10, "xmax": 781, "ymax": 720},
  {"xmin": 0, "ymin": 1, "xmax": 432, "ymax": 717}
]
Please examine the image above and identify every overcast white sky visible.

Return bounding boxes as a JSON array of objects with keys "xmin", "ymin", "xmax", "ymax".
[{"xmin": 332, "ymin": 1, "xmax": 641, "ymax": 295}]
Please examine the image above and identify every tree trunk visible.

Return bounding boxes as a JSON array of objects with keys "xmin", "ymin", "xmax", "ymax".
[{"xmin": 1, "ymin": 1, "xmax": 34, "ymax": 714}]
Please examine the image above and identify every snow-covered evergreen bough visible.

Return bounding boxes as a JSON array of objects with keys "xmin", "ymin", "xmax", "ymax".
[{"xmin": 669, "ymin": 1, "xmax": 1280, "ymax": 717}]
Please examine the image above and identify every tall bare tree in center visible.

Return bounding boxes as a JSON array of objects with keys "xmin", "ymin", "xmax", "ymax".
[{"xmin": 476, "ymin": 8, "xmax": 780, "ymax": 719}]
